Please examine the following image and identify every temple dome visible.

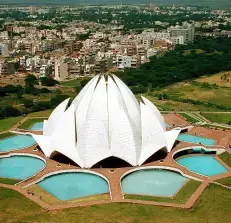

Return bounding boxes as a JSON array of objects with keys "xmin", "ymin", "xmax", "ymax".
[{"xmin": 32, "ymin": 75, "xmax": 180, "ymax": 168}]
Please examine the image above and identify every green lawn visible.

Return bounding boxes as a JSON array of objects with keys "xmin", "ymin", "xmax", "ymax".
[
  {"xmin": 160, "ymin": 81, "xmax": 231, "ymax": 110},
  {"xmin": 180, "ymin": 113, "xmax": 199, "ymax": 123},
  {"xmin": 201, "ymin": 113, "xmax": 231, "ymax": 124},
  {"xmin": 201, "ymin": 123, "xmax": 231, "ymax": 130},
  {"xmin": 19, "ymin": 118, "xmax": 44, "ymax": 130},
  {"xmin": 0, "ymin": 132, "xmax": 15, "ymax": 140},
  {"xmin": 125, "ymin": 180, "xmax": 201, "ymax": 204},
  {"xmin": 61, "ymin": 79, "xmax": 81, "ymax": 87},
  {"xmin": 0, "ymin": 184, "xmax": 231, "ymax": 223},
  {"xmin": 218, "ymin": 152, "xmax": 231, "ymax": 167},
  {"xmin": 0, "ymin": 117, "xmax": 23, "ymax": 133},
  {"xmin": 27, "ymin": 109, "xmax": 52, "ymax": 117},
  {"xmin": 0, "ymin": 178, "xmax": 19, "ymax": 185},
  {"xmin": 217, "ymin": 177, "xmax": 231, "ymax": 187},
  {"xmin": 144, "ymin": 94, "xmax": 214, "ymax": 111}
]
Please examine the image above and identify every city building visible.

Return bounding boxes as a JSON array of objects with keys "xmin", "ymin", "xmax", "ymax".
[
  {"xmin": 54, "ymin": 61, "xmax": 68, "ymax": 81},
  {"xmin": 0, "ymin": 43, "xmax": 9, "ymax": 57},
  {"xmin": 40, "ymin": 64, "xmax": 52, "ymax": 77},
  {"xmin": 168, "ymin": 23, "xmax": 195, "ymax": 43},
  {"xmin": 0, "ymin": 60, "xmax": 8, "ymax": 75}
]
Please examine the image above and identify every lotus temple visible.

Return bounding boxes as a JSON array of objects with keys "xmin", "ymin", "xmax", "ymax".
[{"xmin": 0, "ymin": 74, "xmax": 231, "ymax": 210}]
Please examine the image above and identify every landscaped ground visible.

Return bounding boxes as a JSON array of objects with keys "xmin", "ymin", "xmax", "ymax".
[
  {"xmin": 0, "ymin": 117, "xmax": 23, "ymax": 133},
  {"xmin": 0, "ymin": 184, "xmax": 231, "ymax": 223},
  {"xmin": 142, "ymin": 71, "xmax": 231, "ymax": 112},
  {"xmin": 143, "ymin": 94, "xmax": 213, "ymax": 111},
  {"xmin": 218, "ymin": 152, "xmax": 231, "ymax": 167},
  {"xmin": 201, "ymin": 113, "xmax": 231, "ymax": 124},
  {"xmin": 179, "ymin": 113, "xmax": 199, "ymax": 123},
  {"xmin": 0, "ymin": 178, "xmax": 19, "ymax": 185},
  {"xmin": 217, "ymin": 177, "xmax": 231, "ymax": 187},
  {"xmin": 27, "ymin": 109, "xmax": 52, "ymax": 117},
  {"xmin": 0, "ymin": 132, "xmax": 15, "ymax": 140},
  {"xmin": 19, "ymin": 118, "xmax": 45, "ymax": 129},
  {"xmin": 197, "ymin": 71, "xmax": 231, "ymax": 88}
]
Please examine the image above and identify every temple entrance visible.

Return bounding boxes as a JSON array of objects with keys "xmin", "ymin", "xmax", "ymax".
[
  {"xmin": 92, "ymin": 156, "xmax": 132, "ymax": 168},
  {"xmin": 50, "ymin": 151, "xmax": 79, "ymax": 166},
  {"xmin": 142, "ymin": 147, "xmax": 168, "ymax": 165}
]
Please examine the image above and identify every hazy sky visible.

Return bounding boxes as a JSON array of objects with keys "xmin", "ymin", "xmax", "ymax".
[{"xmin": 0, "ymin": 0, "xmax": 230, "ymax": 8}]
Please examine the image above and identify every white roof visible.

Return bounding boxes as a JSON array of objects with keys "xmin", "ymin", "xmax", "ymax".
[{"xmin": 33, "ymin": 75, "xmax": 180, "ymax": 168}]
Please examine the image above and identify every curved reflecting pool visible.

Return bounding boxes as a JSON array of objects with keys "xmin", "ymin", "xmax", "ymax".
[
  {"xmin": 177, "ymin": 134, "xmax": 215, "ymax": 146},
  {"xmin": 0, "ymin": 135, "xmax": 36, "ymax": 152},
  {"xmin": 37, "ymin": 172, "xmax": 109, "ymax": 201},
  {"xmin": 30, "ymin": 122, "xmax": 43, "ymax": 131},
  {"xmin": 176, "ymin": 155, "xmax": 228, "ymax": 176},
  {"xmin": 0, "ymin": 155, "xmax": 45, "ymax": 180},
  {"xmin": 121, "ymin": 169, "xmax": 188, "ymax": 197}
]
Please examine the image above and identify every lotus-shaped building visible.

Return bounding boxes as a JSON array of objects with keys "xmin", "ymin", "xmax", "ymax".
[{"xmin": 33, "ymin": 75, "xmax": 180, "ymax": 168}]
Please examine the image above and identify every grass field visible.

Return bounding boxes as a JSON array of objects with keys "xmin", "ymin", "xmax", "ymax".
[
  {"xmin": 0, "ymin": 117, "xmax": 23, "ymax": 133},
  {"xmin": 201, "ymin": 123, "xmax": 231, "ymax": 130},
  {"xmin": 0, "ymin": 109, "xmax": 52, "ymax": 133},
  {"xmin": 217, "ymin": 177, "xmax": 231, "ymax": 187},
  {"xmin": 197, "ymin": 71, "xmax": 231, "ymax": 88},
  {"xmin": 19, "ymin": 118, "xmax": 45, "ymax": 129},
  {"xmin": 143, "ymin": 94, "xmax": 214, "ymax": 111},
  {"xmin": 0, "ymin": 184, "xmax": 231, "ymax": 223},
  {"xmin": 27, "ymin": 109, "xmax": 52, "ymax": 117},
  {"xmin": 60, "ymin": 79, "xmax": 81, "ymax": 87},
  {"xmin": 201, "ymin": 113, "xmax": 231, "ymax": 124},
  {"xmin": 218, "ymin": 152, "xmax": 231, "ymax": 168},
  {"xmin": 125, "ymin": 180, "xmax": 201, "ymax": 204},
  {"xmin": 0, "ymin": 178, "xmax": 19, "ymax": 185},
  {"xmin": 148, "ymin": 73, "xmax": 231, "ymax": 111},
  {"xmin": 180, "ymin": 113, "xmax": 199, "ymax": 123},
  {"xmin": 0, "ymin": 132, "xmax": 15, "ymax": 140}
]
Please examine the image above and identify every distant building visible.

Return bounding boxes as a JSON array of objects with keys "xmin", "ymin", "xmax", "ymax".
[
  {"xmin": 40, "ymin": 64, "xmax": 52, "ymax": 77},
  {"xmin": 168, "ymin": 23, "xmax": 195, "ymax": 44},
  {"xmin": 0, "ymin": 60, "xmax": 8, "ymax": 75},
  {"xmin": 55, "ymin": 61, "xmax": 68, "ymax": 81},
  {"xmin": 169, "ymin": 36, "xmax": 184, "ymax": 45},
  {"xmin": 116, "ymin": 55, "xmax": 131, "ymax": 70},
  {"xmin": 29, "ymin": 6, "xmax": 36, "ymax": 14},
  {"xmin": 0, "ymin": 44, "xmax": 9, "ymax": 57}
]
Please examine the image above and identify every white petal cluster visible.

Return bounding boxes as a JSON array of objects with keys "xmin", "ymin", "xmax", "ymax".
[{"xmin": 33, "ymin": 75, "xmax": 180, "ymax": 168}]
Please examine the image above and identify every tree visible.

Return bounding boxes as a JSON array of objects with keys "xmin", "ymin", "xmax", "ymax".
[
  {"xmin": 80, "ymin": 78, "xmax": 91, "ymax": 88},
  {"xmin": 32, "ymin": 101, "xmax": 51, "ymax": 112},
  {"xmin": 23, "ymin": 99, "xmax": 33, "ymax": 108},
  {"xmin": 25, "ymin": 74, "xmax": 38, "ymax": 88},
  {"xmin": 40, "ymin": 77, "xmax": 59, "ymax": 86},
  {"xmin": 50, "ymin": 94, "xmax": 68, "ymax": 107},
  {"xmin": 0, "ymin": 105, "xmax": 21, "ymax": 119},
  {"xmin": 74, "ymin": 81, "xmax": 82, "ymax": 94},
  {"xmin": 16, "ymin": 89, "xmax": 23, "ymax": 99}
]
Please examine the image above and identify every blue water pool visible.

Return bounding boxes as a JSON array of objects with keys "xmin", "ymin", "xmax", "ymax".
[
  {"xmin": 0, "ymin": 156, "xmax": 45, "ymax": 180},
  {"xmin": 165, "ymin": 122, "xmax": 169, "ymax": 127},
  {"xmin": 0, "ymin": 135, "xmax": 36, "ymax": 152},
  {"xmin": 176, "ymin": 155, "xmax": 228, "ymax": 176},
  {"xmin": 177, "ymin": 134, "xmax": 215, "ymax": 146},
  {"xmin": 38, "ymin": 172, "xmax": 109, "ymax": 201},
  {"xmin": 121, "ymin": 169, "xmax": 188, "ymax": 197},
  {"xmin": 30, "ymin": 122, "xmax": 43, "ymax": 131}
]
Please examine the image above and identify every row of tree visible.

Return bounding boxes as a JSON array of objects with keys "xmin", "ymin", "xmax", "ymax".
[{"xmin": 117, "ymin": 37, "xmax": 231, "ymax": 91}]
